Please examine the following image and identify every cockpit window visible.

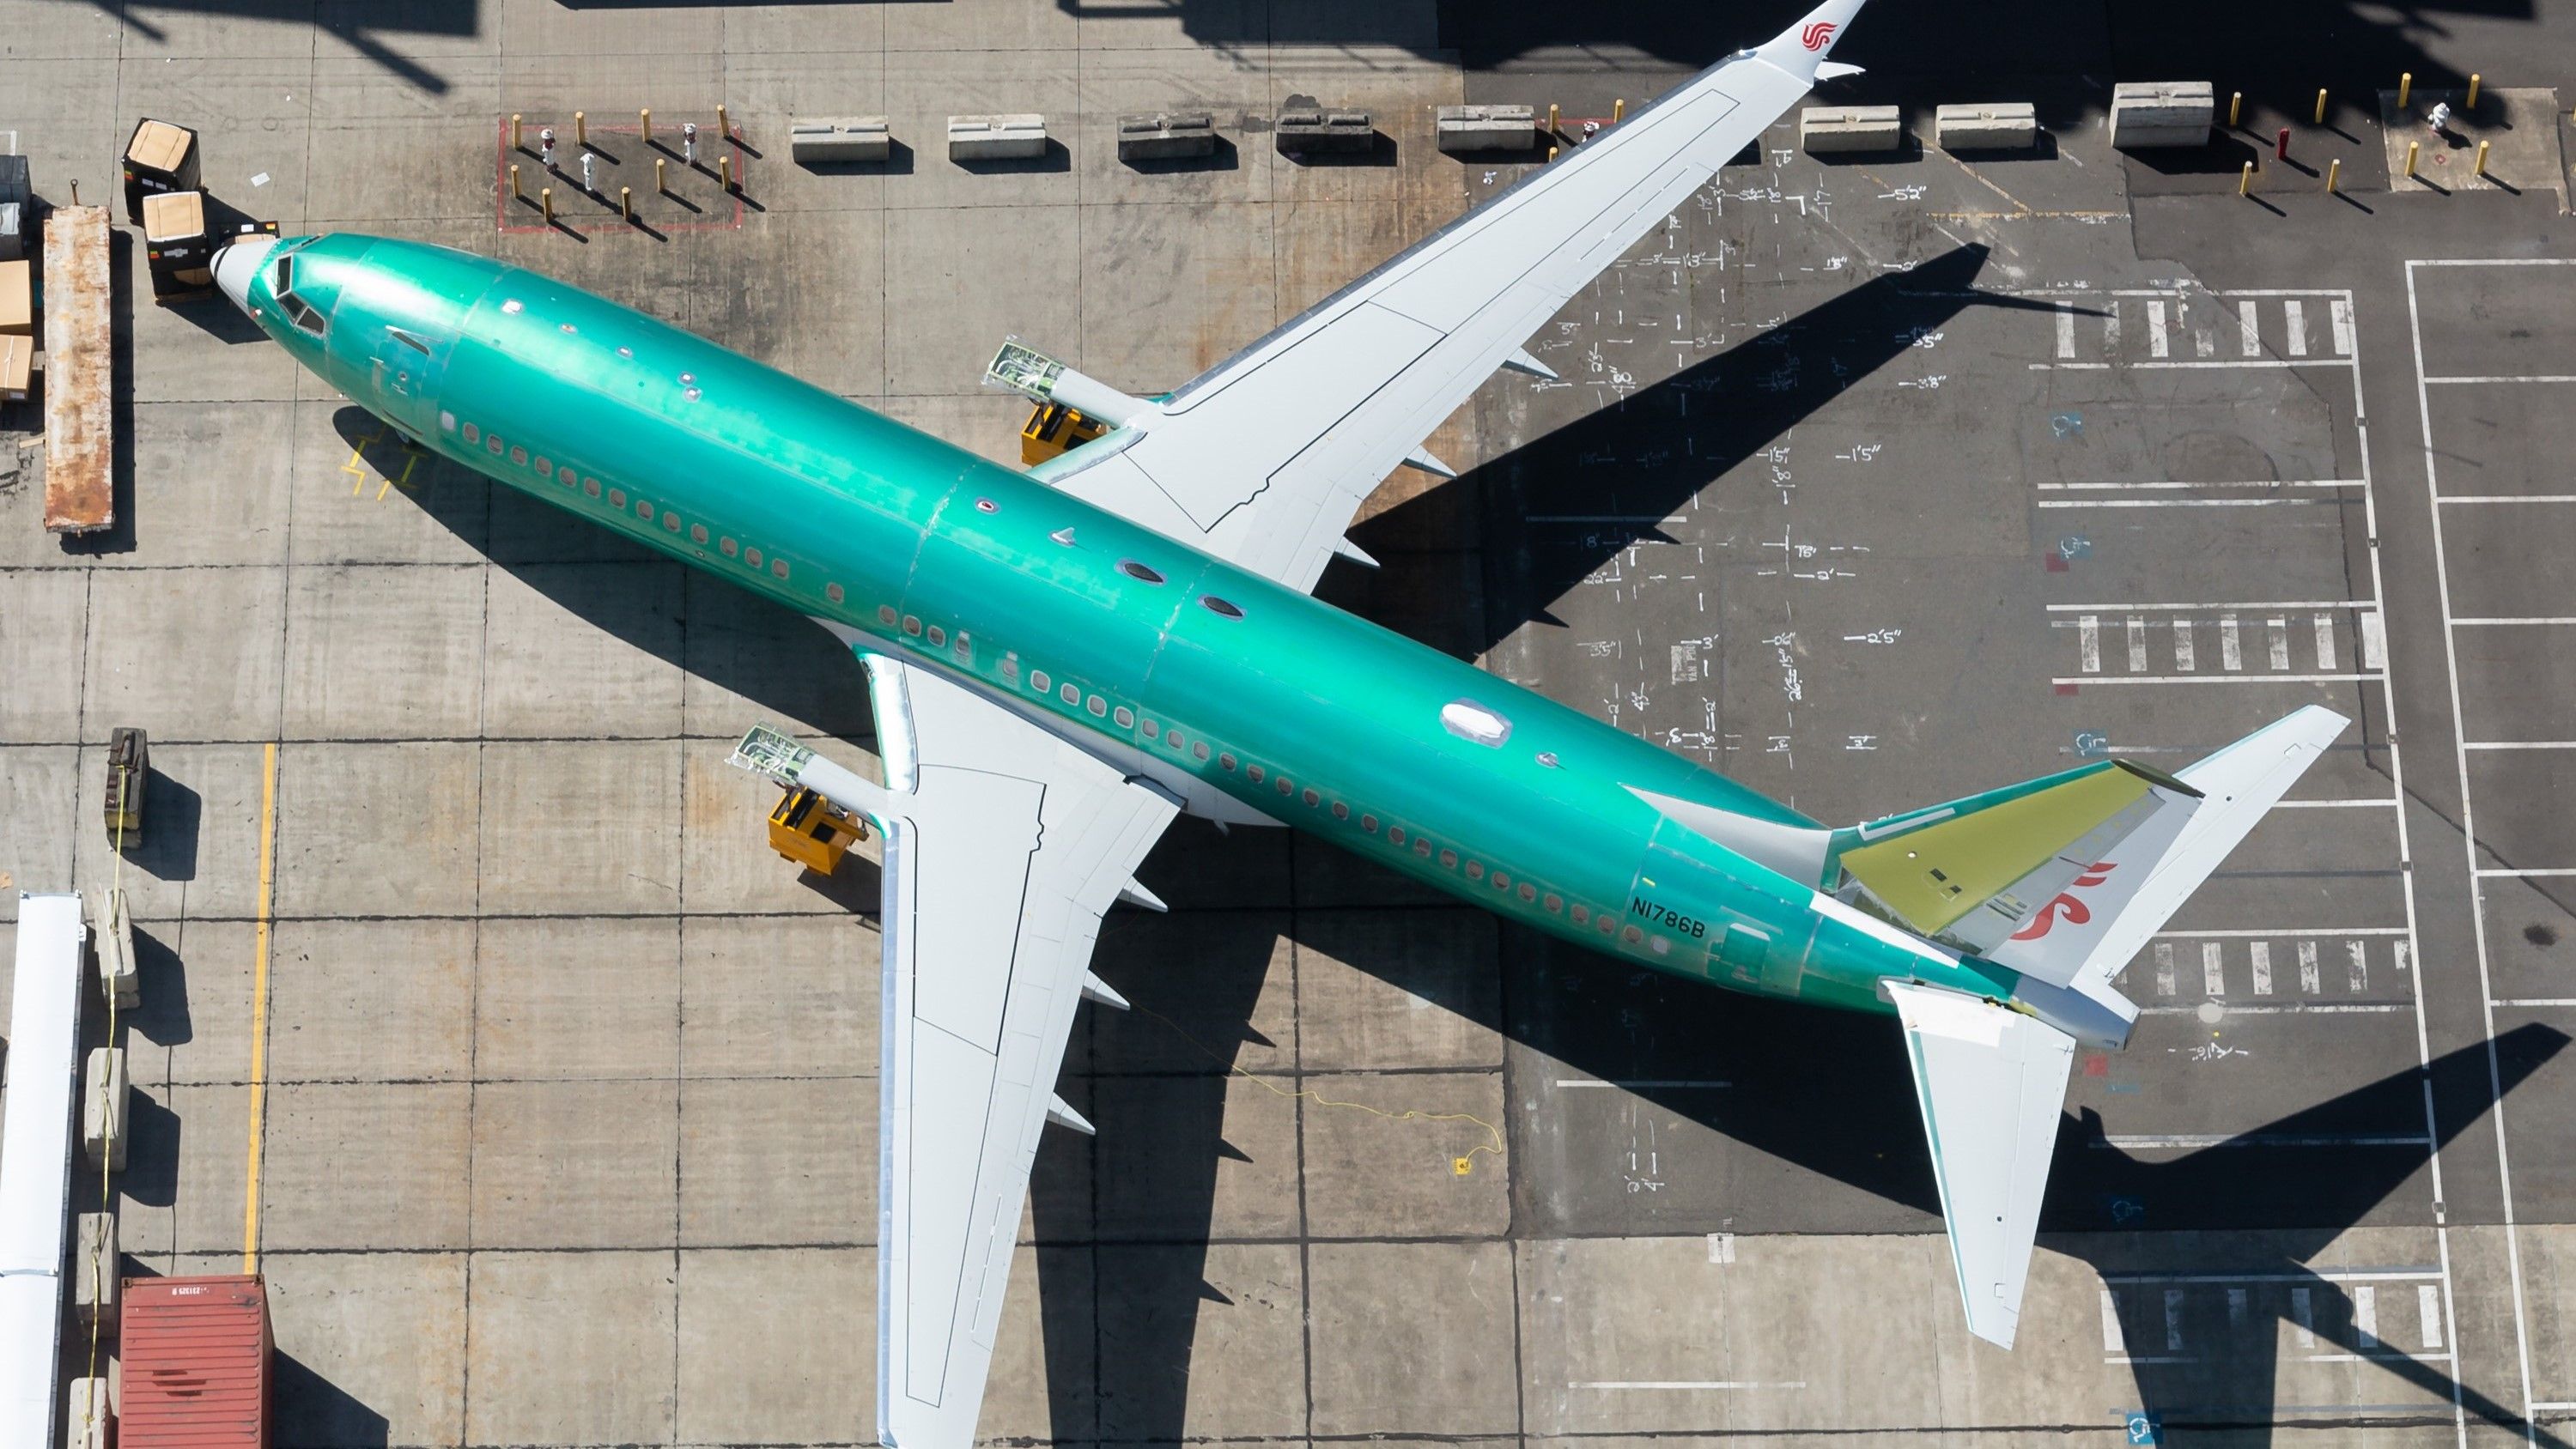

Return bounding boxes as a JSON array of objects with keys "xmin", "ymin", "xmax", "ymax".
[{"xmin": 273, "ymin": 253, "xmax": 328, "ymax": 337}]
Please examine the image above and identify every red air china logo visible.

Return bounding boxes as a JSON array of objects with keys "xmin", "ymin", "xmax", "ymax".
[
  {"xmin": 2009, "ymin": 861, "xmax": 2115, "ymax": 941},
  {"xmin": 1800, "ymin": 21, "xmax": 1838, "ymax": 51}
]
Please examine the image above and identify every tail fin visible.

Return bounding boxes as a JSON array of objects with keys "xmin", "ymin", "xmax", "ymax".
[{"xmin": 1984, "ymin": 706, "xmax": 2348, "ymax": 991}]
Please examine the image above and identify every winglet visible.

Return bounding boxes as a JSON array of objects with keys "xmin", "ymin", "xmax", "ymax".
[{"xmin": 1755, "ymin": 0, "xmax": 1868, "ymax": 84}]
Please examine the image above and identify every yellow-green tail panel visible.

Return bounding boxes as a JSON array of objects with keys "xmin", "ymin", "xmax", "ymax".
[{"xmin": 1838, "ymin": 761, "xmax": 2173, "ymax": 935}]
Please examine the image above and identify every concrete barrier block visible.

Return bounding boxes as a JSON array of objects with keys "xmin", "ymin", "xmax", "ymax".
[
  {"xmin": 1801, "ymin": 104, "xmax": 1904, "ymax": 155},
  {"xmin": 65, "ymin": 1376, "xmax": 110, "ymax": 1449},
  {"xmin": 790, "ymin": 117, "xmax": 891, "ymax": 164},
  {"xmin": 74, "ymin": 1211, "xmax": 118, "ymax": 1334},
  {"xmin": 94, "ymin": 886, "xmax": 138, "ymax": 1010},
  {"xmin": 1936, "ymin": 101, "xmax": 2039, "ymax": 151},
  {"xmin": 1436, "ymin": 103, "xmax": 1538, "ymax": 155},
  {"xmin": 1277, "ymin": 107, "xmax": 1375, "ymax": 155},
  {"xmin": 2110, "ymin": 81, "xmax": 2215, "ymax": 149},
  {"xmin": 948, "ymin": 114, "xmax": 1048, "ymax": 161},
  {"xmin": 82, "ymin": 1045, "xmax": 128, "ymax": 1173},
  {"xmin": 1117, "ymin": 111, "xmax": 1218, "ymax": 162}
]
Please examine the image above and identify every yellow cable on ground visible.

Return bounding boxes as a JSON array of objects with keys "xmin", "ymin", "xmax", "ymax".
[{"xmin": 1136, "ymin": 1003, "xmax": 1506, "ymax": 1171}]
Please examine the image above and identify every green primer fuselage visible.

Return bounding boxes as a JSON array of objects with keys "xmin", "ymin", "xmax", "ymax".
[{"xmin": 255, "ymin": 234, "xmax": 2020, "ymax": 1015}]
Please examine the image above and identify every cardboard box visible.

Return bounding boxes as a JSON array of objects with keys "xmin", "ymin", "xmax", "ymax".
[
  {"xmin": 0, "ymin": 334, "xmax": 30, "ymax": 401},
  {"xmin": 0, "ymin": 257, "xmax": 30, "ymax": 335},
  {"xmin": 142, "ymin": 189, "xmax": 206, "ymax": 243},
  {"xmin": 123, "ymin": 118, "xmax": 201, "ymax": 222}
]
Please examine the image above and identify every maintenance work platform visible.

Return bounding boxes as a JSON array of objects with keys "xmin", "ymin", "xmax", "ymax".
[{"xmin": 4, "ymin": 1, "xmax": 2576, "ymax": 1446}]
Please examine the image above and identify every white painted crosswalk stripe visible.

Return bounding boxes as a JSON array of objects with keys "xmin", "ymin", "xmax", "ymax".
[
  {"xmin": 2172, "ymin": 618, "xmax": 2196, "ymax": 670},
  {"xmin": 2348, "ymin": 940, "xmax": 2368, "ymax": 991},
  {"xmin": 2080, "ymin": 615, "xmax": 2101, "ymax": 672},
  {"xmin": 2203, "ymin": 942, "xmax": 2226, "ymax": 997},
  {"xmin": 2418, "ymin": 1284, "xmax": 2443, "ymax": 1349},
  {"xmin": 2057, "ymin": 302, "xmax": 2076, "ymax": 358},
  {"xmin": 2221, "ymin": 615, "xmax": 2244, "ymax": 670},
  {"xmin": 2240, "ymin": 300, "xmax": 2261, "ymax": 356},
  {"xmin": 2148, "ymin": 300, "xmax": 2171, "ymax": 358},
  {"xmin": 2293, "ymin": 1288, "xmax": 2318, "ymax": 1348},
  {"xmin": 2300, "ymin": 939, "xmax": 2322, "ymax": 994},
  {"xmin": 2154, "ymin": 941, "xmax": 2177, "ymax": 997},
  {"xmin": 2268, "ymin": 617, "xmax": 2292, "ymax": 670},
  {"xmin": 2285, "ymin": 299, "xmax": 2309, "ymax": 356},
  {"xmin": 2128, "ymin": 616, "xmax": 2149, "ymax": 672},
  {"xmin": 2330, "ymin": 297, "xmax": 2355, "ymax": 356},
  {"xmin": 2314, "ymin": 614, "xmax": 2338, "ymax": 670},
  {"xmin": 2354, "ymin": 1285, "xmax": 2379, "ymax": 1349},
  {"xmin": 2251, "ymin": 941, "xmax": 2274, "ymax": 995}
]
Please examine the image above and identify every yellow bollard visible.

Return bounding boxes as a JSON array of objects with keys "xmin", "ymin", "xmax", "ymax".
[
  {"xmin": 541, "ymin": 185, "xmax": 553, "ymax": 224},
  {"xmin": 2467, "ymin": 73, "xmax": 2482, "ymax": 109},
  {"xmin": 641, "ymin": 108, "xmax": 652, "ymax": 146},
  {"xmin": 2476, "ymin": 138, "xmax": 2491, "ymax": 176},
  {"xmin": 716, "ymin": 103, "xmax": 730, "ymax": 138},
  {"xmin": 2398, "ymin": 72, "xmax": 2413, "ymax": 110},
  {"xmin": 2314, "ymin": 88, "xmax": 2328, "ymax": 124},
  {"xmin": 1548, "ymin": 144, "xmax": 1559, "ymax": 161},
  {"xmin": 1547, "ymin": 102, "xmax": 1559, "ymax": 136},
  {"xmin": 510, "ymin": 162, "xmax": 522, "ymax": 200},
  {"xmin": 656, "ymin": 156, "xmax": 668, "ymax": 193},
  {"xmin": 621, "ymin": 185, "xmax": 633, "ymax": 222},
  {"xmin": 2239, "ymin": 160, "xmax": 2253, "ymax": 196},
  {"xmin": 2326, "ymin": 157, "xmax": 2341, "ymax": 192},
  {"xmin": 574, "ymin": 110, "xmax": 586, "ymax": 148},
  {"xmin": 719, "ymin": 154, "xmax": 733, "ymax": 191},
  {"xmin": 2228, "ymin": 91, "xmax": 2241, "ymax": 127},
  {"xmin": 1612, "ymin": 97, "xmax": 1625, "ymax": 123},
  {"xmin": 2405, "ymin": 139, "xmax": 2420, "ymax": 178},
  {"xmin": 511, "ymin": 113, "xmax": 524, "ymax": 151}
]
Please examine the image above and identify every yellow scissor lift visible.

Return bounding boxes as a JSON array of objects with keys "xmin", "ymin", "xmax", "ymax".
[{"xmin": 730, "ymin": 724, "xmax": 869, "ymax": 876}]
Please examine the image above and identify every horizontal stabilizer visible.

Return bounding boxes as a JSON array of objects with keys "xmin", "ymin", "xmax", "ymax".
[{"xmin": 1887, "ymin": 980, "xmax": 2074, "ymax": 1350}]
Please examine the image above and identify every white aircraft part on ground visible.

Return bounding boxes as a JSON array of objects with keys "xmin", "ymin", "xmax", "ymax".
[{"xmin": 0, "ymin": 893, "xmax": 88, "ymax": 1449}]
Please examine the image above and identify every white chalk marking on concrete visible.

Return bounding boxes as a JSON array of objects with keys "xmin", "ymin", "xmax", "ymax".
[
  {"xmin": 2293, "ymin": 1288, "xmax": 2318, "ymax": 1348},
  {"xmin": 2172, "ymin": 618, "xmax": 2196, "ymax": 671},
  {"xmin": 2360, "ymin": 610, "xmax": 2388, "ymax": 670},
  {"xmin": 2154, "ymin": 942, "xmax": 2177, "ymax": 997},
  {"xmin": 2057, "ymin": 303, "xmax": 2076, "ymax": 358},
  {"xmin": 2203, "ymin": 942, "xmax": 2225, "ymax": 997},
  {"xmin": 2348, "ymin": 940, "xmax": 2369, "ymax": 991},
  {"xmin": 2241, "ymin": 300, "xmax": 2262, "ymax": 355},
  {"xmin": 2128, "ymin": 616, "xmax": 2149, "ymax": 672},
  {"xmin": 2221, "ymin": 615, "xmax": 2243, "ymax": 670},
  {"xmin": 2251, "ymin": 941, "xmax": 2274, "ymax": 995},
  {"xmin": 2147, "ymin": 300, "xmax": 2170, "ymax": 358},
  {"xmin": 2079, "ymin": 614, "xmax": 2101, "ymax": 673},
  {"xmin": 2419, "ymin": 1284, "xmax": 2444, "ymax": 1349},
  {"xmin": 2354, "ymin": 1285, "xmax": 2379, "ymax": 1349},
  {"xmin": 2267, "ymin": 617, "xmax": 2293, "ymax": 670},
  {"xmin": 2330, "ymin": 297, "xmax": 2355, "ymax": 356},
  {"xmin": 2284, "ymin": 299, "xmax": 2308, "ymax": 355},
  {"xmin": 2300, "ymin": 939, "xmax": 2323, "ymax": 995},
  {"xmin": 2314, "ymin": 614, "xmax": 2338, "ymax": 670}
]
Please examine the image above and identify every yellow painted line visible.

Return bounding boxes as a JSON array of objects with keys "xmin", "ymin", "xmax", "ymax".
[{"xmin": 241, "ymin": 741, "xmax": 278, "ymax": 1274}]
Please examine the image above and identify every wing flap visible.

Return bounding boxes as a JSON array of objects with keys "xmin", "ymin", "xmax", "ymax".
[{"xmin": 1886, "ymin": 980, "xmax": 2075, "ymax": 1349}]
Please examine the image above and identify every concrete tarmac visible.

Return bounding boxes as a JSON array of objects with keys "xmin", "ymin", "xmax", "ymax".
[{"xmin": 2, "ymin": 2, "xmax": 2574, "ymax": 1446}]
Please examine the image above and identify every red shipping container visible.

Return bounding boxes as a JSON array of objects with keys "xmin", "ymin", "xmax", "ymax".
[{"xmin": 118, "ymin": 1275, "xmax": 271, "ymax": 1448}]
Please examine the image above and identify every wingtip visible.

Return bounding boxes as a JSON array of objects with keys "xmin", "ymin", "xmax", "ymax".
[{"xmin": 1757, "ymin": 0, "xmax": 1868, "ymax": 81}]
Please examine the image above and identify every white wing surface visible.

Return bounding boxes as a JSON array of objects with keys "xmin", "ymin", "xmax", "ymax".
[
  {"xmin": 1886, "ymin": 980, "xmax": 2076, "ymax": 1350},
  {"xmin": 1042, "ymin": 0, "xmax": 1869, "ymax": 591},
  {"xmin": 853, "ymin": 655, "xmax": 1180, "ymax": 1449}
]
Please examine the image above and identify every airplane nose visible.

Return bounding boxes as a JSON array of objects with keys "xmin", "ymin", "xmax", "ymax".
[{"xmin": 213, "ymin": 236, "xmax": 278, "ymax": 316}]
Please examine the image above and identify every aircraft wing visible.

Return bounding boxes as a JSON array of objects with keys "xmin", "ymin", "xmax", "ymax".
[
  {"xmin": 1886, "ymin": 980, "xmax": 2076, "ymax": 1350},
  {"xmin": 853, "ymin": 654, "xmax": 1180, "ymax": 1449},
  {"xmin": 1039, "ymin": 0, "xmax": 1869, "ymax": 593}
]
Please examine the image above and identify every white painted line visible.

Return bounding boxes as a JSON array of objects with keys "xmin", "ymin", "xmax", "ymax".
[
  {"xmin": 2268, "ymin": 617, "xmax": 2293, "ymax": 670},
  {"xmin": 2128, "ymin": 616, "xmax": 2149, "ymax": 673},
  {"xmin": 2147, "ymin": 300, "xmax": 2170, "ymax": 358},
  {"xmin": 2330, "ymin": 298, "xmax": 2355, "ymax": 356},
  {"xmin": 2101, "ymin": 1133, "xmax": 2433, "ymax": 1148},
  {"xmin": 1553, "ymin": 1079, "xmax": 1733, "ymax": 1088},
  {"xmin": 2154, "ymin": 927, "xmax": 2407, "ymax": 937},
  {"xmin": 2136, "ymin": 1003, "xmax": 2407, "ymax": 1016},
  {"xmin": 2101, "ymin": 1289, "xmax": 2126, "ymax": 1352},
  {"xmin": 1707, "ymin": 1232, "xmax": 1735, "ymax": 1264},
  {"xmin": 2360, "ymin": 610, "xmax": 2387, "ymax": 670},
  {"xmin": 2476, "ymin": 868, "xmax": 2576, "ymax": 878},
  {"xmin": 2419, "ymin": 1283, "xmax": 2444, "ymax": 1349},
  {"xmin": 2221, "ymin": 615, "xmax": 2244, "ymax": 671},
  {"xmin": 2314, "ymin": 614, "xmax": 2337, "ymax": 671},
  {"xmin": 2349, "ymin": 940, "xmax": 2369, "ymax": 992},
  {"xmin": 2494, "ymin": 998, "xmax": 2576, "ymax": 1008},
  {"xmin": 2355, "ymin": 1285, "xmax": 2379, "ymax": 1349},
  {"xmin": 2103, "ymin": 1267, "xmax": 2439, "ymax": 1283},
  {"xmin": 1572, "ymin": 1381, "xmax": 1807, "ymax": 1391},
  {"xmin": 2533, "ymin": 1403, "xmax": 2576, "ymax": 1413},
  {"xmin": 2424, "ymin": 373, "xmax": 2576, "ymax": 385},
  {"xmin": 2240, "ymin": 300, "xmax": 2261, "ymax": 356},
  {"xmin": 2051, "ymin": 672, "xmax": 2383, "ymax": 687},
  {"xmin": 2300, "ymin": 938, "xmax": 2323, "ymax": 995},
  {"xmin": 2284, "ymin": 299, "xmax": 2309, "ymax": 356},
  {"xmin": 2454, "ymin": 616, "xmax": 2576, "ymax": 625},
  {"xmin": 2202, "ymin": 941, "xmax": 2225, "ymax": 997},
  {"xmin": 2079, "ymin": 614, "xmax": 2101, "ymax": 673},
  {"xmin": 2032, "ymin": 361, "xmax": 2112, "ymax": 370},
  {"xmin": 2056, "ymin": 303, "xmax": 2076, "ymax": 358},
  {"xmin": 2409, "ymin": 257, "xmax": 2576, "ymax": 267},
  {"xmin": 2464, "ymin": 741, "xmax": 2576, "ymax": 750},
  {"xmin": 2046, "ymin": 600, "xmax": 2378, "ymax": 612},
  {"xmin": 2274, "ymin": 798, "xmax": 2401, "ymax": 808},
  {"xmin": 2037, "ymin": 479, "xmax": 2361, "ymax": 490},
  {"xmin": 2251, "ymin": 940, "xmax": 2273, "ymax": 995},
  {"xmin": 2172, "ymin": 618, "xmax": 2196, "ymax": 671},
  {"xmin": 2438, "ymin": 494, "xmax": 2576, "ymax": 504},
  {"xmin": 2164, "ymin": 1288, "xmax": 2186, "ymax": 1350},
  {"xmin": 2154, "ymin": 941, "xmax": 2176, "ymax": 997},
  {"xmin": 2034, "ymin": 498, "xmax": 2324, "ymax": 509},
  {"xmin": 2134, "ymin": 358, "xmax": 2353, "ymax": 370}
]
